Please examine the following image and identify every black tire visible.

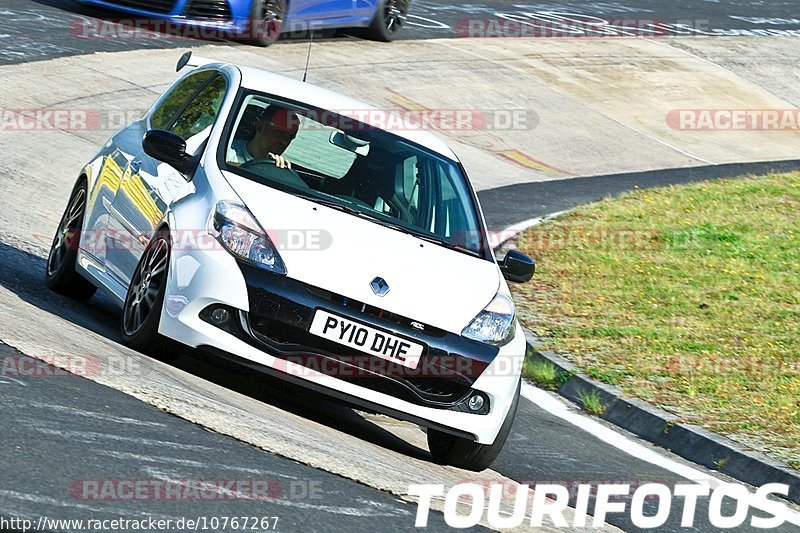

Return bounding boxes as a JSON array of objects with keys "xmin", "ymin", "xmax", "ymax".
[
  {"xmin": 120, "ymin": 230, "xmax": 171, "ymax": 354},
  {"xmin": 427, "ymin": 379, "xmax": 521, "ymax": 471},
  {"xmin": 364, "ymin": 0, "xmax": 409, "ymax": 42},
  {"xmin": 247, "ymin": 0, "xmax": 287, "ymax": 46},
  {"xmin": 45, "ymin": 180, "xmax": 97, "ymax": 301}
]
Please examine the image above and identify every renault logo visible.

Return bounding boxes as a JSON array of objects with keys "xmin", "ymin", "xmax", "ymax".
[{"xmin": 370, "ymin": 277, "xmax": 390, "ymax": 297}]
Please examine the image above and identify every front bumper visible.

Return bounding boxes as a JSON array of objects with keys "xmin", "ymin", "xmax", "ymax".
[
  {"xmin": 80, "ymin": 0, "xmax": 248, "ymax": 32},
  {"xmin": 238, "ymin": 263, "xmax": 500, "ymax": 410},
  {"xmin": 159, "ymin": 243, "xmax": 526, "ymax": 444}
]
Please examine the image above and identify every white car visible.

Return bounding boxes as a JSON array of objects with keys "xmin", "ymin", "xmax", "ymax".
[{"xmin": 45, "ymin": 52, "xmax": 535, "ymax": 470}]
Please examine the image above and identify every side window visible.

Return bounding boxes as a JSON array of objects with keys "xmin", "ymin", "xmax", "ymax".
[
  {"xmin": 149, "ymin": 70, "xmax": 217, "ymax": 130},
  {"xmin": 170, "ymin": 75, "xmax": 227, "ymax": 144},
  {"xmin": 431, "ymin": 162, "xmax": 479, "ymax": 249}
]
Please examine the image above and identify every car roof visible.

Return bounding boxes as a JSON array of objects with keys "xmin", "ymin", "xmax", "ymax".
[{"xmin": 228, "ymin": 64, "xmax": 458, "ymax": 160}]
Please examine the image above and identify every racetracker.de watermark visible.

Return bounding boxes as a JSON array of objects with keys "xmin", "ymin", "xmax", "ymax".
[
  {"xmin": 667, "ymin": 109, "xmax": 800, "ymax": 130},
  {"xmin": 491, "ymin": 227, "xmax": 661, "ymax": 252},
  {"xmin": 0, "ymin": 109, "xmax": 145, "ymax": 132},
  {"xmin": 270, "ymin": 353, "xmax": 525, "ymax": 379},
  {"xmin": 454, "ymin": 16, "xmax": 710, "ymax": 38},
  {"xmin": 68, "ymin": 479, "xmax": 309, "ymax": 501},
  {"xmin": 68, "ymin": 17, "xmax": 315, "ymax": 41},
  {"xmin": 661, "ymin": 356, "xmax": 800, "ymax": 377},
  {"xmin": 0, "ymin": 109, "xmax": 102, "ymax": 131},
  {"xmin": 292, "ymin": 108, "xmax": 538, "ymax": 132},
  {"xmin": 1, "ymin": 354, "xmax": 153, "ymax": 379},
  {"xmin": 0, "ymin": 107, "xmax": 537, "ymax": 132},
  {"xmin": 33, "ymin": 228, "xmax": 334, "ymax": 253}
]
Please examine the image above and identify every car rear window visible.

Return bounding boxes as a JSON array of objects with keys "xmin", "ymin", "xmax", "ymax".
[{"xmin": 282, "ymin": 115, "xmax": 356, "ymax": 178}]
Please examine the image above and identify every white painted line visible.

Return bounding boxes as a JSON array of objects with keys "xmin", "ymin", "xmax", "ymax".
[
  {"xmin": 502, "ymin": 214, "xmax": 556, "ymax": 236},
  {"xmin": 405, "ymin": 14, "xmax": 450, "ymax": 30},
  {"xmin": 521, "ymin": 383, "xmax": 800, "ymax": 525},
  {"xmin": 30, "ymin": 403, "xmax": 168, "ymax": 428},
  {"xmin": 493, "ymin": 211, "xmax": 568, "ymax": 251}
]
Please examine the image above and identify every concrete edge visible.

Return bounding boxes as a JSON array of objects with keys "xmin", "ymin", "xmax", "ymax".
[{"xmin": 522, "ymin": 330, "xmax": 800, "ymax": 505}]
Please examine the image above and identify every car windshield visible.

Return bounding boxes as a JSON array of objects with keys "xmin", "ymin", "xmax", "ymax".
[{"xmin": 221, "ymin": 94, "xmax": 487, "ymax": 257}]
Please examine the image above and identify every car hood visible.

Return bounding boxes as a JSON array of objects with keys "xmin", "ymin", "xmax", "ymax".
[{"xmin": 222, "ymin": 171, "xmax": 501, "ymax": 335}]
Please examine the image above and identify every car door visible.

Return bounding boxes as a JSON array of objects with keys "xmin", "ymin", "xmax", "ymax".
[
  {"xmin": 289, "ymin": 0, "xmax": 357, "ymax": 26},
  {"xmin": 104, "ymin": 70, "xmax": 228, "ymax": 285},
  {"xmin": 81, "ymin": 123, "xmax": 148, "ymax": 265},
  {"xmin": 351, "ymin": 0, "xmax": 379, "ymax": 21}
]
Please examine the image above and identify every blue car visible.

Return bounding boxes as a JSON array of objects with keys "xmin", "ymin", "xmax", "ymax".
[{"xmin": 79, "ymin": 0, "xmax": 411, "ymax": 45}]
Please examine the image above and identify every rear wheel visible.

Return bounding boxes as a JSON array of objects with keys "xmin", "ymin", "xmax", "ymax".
[
  {"xmin": 45, "ymin": 180, "xmax": 97, "ymax": 301},
  {"xmin": 247, "ymin": 0, "xmax": 287, "ymax": 46},
  {"xmin": 427, "ymin": 379, "xmax": 521, "ymax": 471},
  {"xmin": 120, "ymin": 230, "xmax": 171, "ymax": 354},
  {"xmin": 364, "ymin": 0, "xmax": 409, "ymax": 42}
]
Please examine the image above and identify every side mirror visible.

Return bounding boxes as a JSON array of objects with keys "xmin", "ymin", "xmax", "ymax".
[
  {"xmin": 142, "ymin": 129, "xmax": 195, "ymax": 176},
  {"xmin": 499, "ymin": 249, "xmax": 535, "ymax": 283}
]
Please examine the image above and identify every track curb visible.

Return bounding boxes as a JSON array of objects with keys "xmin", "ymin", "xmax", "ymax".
[{"xmin": 523, "ymin": 330, "xmax": 800, "ymax": 505}]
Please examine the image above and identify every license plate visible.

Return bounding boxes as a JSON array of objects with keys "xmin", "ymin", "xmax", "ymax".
[{"xmin": 309, "ymin": 310, "xmax": 423, "ymax": 369}]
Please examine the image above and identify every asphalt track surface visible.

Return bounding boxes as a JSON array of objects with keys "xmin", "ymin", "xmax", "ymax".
[
  {"xmin": 2, "ymin": 2, "xmax": 800, "ymax": 532},
  {"xmin": 477, "ymin": 159, "xmax": 800, "ymax": 230},
  {"xmin": 3, "ymin": 0, "xmax": 800, "ymax": 65}
]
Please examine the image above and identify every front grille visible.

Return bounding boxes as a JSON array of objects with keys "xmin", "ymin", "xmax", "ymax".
[
  {"xmin": 183, "ymin": 0, "xmax": 232, "ymax": 21},
  {"xmin": 305, "ymin": 286, "xmax": 447, "ymax": 338},
  {"xmin": 110, "ymin": 0, "xmax": 175, "ymax": 14}
]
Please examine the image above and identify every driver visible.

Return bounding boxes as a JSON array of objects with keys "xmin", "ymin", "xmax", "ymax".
[{"xmin": 228, "ymin": 106, "xmax": 300, "ymax": 169}]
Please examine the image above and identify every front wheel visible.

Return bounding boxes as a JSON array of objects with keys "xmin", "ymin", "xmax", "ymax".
[
  {"xmin": 120, "ymin": 230, "xmax": 171, "ymax": 354},
  {"xmin": 427, "ymin": 379, "xmax": 521, "ymax": 471},
  {"xmin": 247, "ymin": 0, "xmax": 287, "ymax": 46},
  {"xmin": 364, "ymin": 0, "xmax": 410, "ymax": 42},
  {"xmin": 45, "ymin": 180, "xmax": 97, "ymax": 301}
]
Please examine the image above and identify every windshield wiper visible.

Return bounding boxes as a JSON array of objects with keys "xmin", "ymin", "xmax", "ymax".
[
  {"xmin": 411, "ymin": 233, "xmax": 483, "ymax": 258},
  {"xmin": 293, "ymin": 192, "xmax": 360, "ymax": 214}
]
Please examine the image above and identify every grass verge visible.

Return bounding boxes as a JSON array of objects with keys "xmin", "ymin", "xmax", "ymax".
[
  {"xmin": 523, "ymin": 359, "xmax": 561, "ymax": 390},
  {"xmin": 579, "ymin": 389, "xmax": 607, "ymax": 416},
  {"xmin": 513, "ymin": 173, "xmax": 800, "ymax": 468}
]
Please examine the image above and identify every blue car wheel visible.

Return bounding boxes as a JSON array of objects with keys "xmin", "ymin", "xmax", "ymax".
[
  {"xmin": 247, "ymin": 0, "xmax": 287, "ymax": 46},
  {"xmin": 364, "ymin": 0, "xmax": 410, "ymax": 42}
]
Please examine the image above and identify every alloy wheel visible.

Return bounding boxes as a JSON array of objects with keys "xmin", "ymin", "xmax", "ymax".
[
  {"xmin": 123, "ymin": 236, "xmax": 169, "ymax": 336},
  {"xmin": 260, "ymin": 0, "xmax": 285, "ymax": 41},
  {"xmin": 47, "ymin": 188, "xmax": 85, "ymax": 277},
  {"xmin": 384, "ymin": 0, "xmax": 409, "ymax": 35}
]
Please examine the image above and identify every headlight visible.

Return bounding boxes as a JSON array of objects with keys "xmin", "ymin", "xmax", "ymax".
[
  {"xmin": 461, "ymin": 292, "xmax": 516, "ymax": 345},
  {"xmin": 211, "ymin": 200, "xmax": 286, "ymax": 275}
]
